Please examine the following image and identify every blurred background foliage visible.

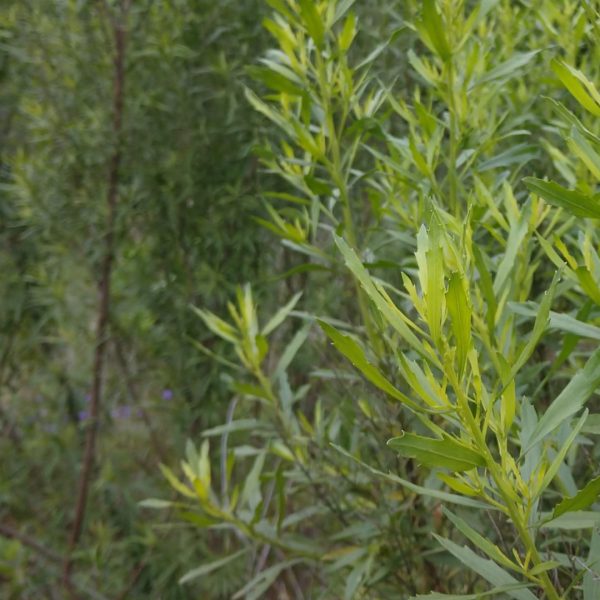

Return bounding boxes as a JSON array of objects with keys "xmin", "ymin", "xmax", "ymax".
[
  {"xmin": 0, "ymin": 0, "xmax": 271, "ymax": 596},
  {"xmin": 1, "ymin": 0, "xmax": 600, "ymax": 598}
]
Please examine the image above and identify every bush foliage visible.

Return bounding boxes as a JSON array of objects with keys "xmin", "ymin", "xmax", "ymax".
[{"xmin": 2, "ymin": 1, "xmax": 600, "ymax": 599}]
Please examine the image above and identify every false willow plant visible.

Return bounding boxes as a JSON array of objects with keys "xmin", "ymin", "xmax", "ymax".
[
  {"xmin": 324, "ymin": 31, "xmax": 600, "ymax": 600},
  {"xmin": 150, "ymin": 2, "xmax": 600, "ymax": 598}
]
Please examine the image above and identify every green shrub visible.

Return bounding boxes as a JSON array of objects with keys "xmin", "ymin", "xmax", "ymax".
[{"xmin": 154, "ymin": 1, "xmax": 600, "ymax": 598}]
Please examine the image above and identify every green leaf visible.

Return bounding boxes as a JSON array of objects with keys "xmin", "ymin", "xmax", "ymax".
[
  {"xmin": 244, "ymin": 87, "xmax": 292, "ymax": 135},
  {"xmin": 333, "ymin": 0, "xmax": 356, "ymax": 24},
  {"xmin": 524, "ymin": 347, "xmax": 600, "ymax": 451},
  {"xmin": 241, "ymin": 452, "xmax": 266, "ymax": 513},
  {"xmin": 508, "ymin": 303, "xmax": 600, "ymax": 340},
  {"xmin": 523, "ymin": 178, "xmax": 600, "ymax": 219},
  {"xmin": 425, "ymin": 231, "xmax": 444, "ymax": 345},
  {"xmin": 552, "ymin": 476, "xmax": 600, "ymax": 519},
  {"xmin": 582, "ymin": 413, "xmax": 600, "ymax": 435},
  {"xmin": 446, "ymin": 272, "xmax": 471, "ymax": 375},
  {"xmin": 509, "ymin": 271, "xmax": 559, "ymax": 379},
  {"xmin": 443, "ymin": 508, "xmax": 517, "ymax": 571},
  {"xmin": 569, "ymin": 126, "xmax": 600, "ymax": 180},
  {"xmin": 475, "ymin": 51, "xmax": 539, "ymax": 88},
  {"xmin": 338, "ymin": 11, "xmax": 356, "ymax": 51},
  {"xmin": 418, "ymin": 0, "xmax": 452, "ymax": 61},
  {"xmin": 387, "ymin": 432, "xmax": 486, "ymax": 472},
  {"xmin": 138, "ymin": 498, "xmax": 173, "ymax": 509},
  {"xmin": 478, "ymin": 144, "xmax": 537, "ymax": 172},
  {"xmin": 192, "ymin": 306, "xmax": 238, "ymax": 344},
  {"xmin": 334, "ymin": 236, "xmax": 434, "ymax": 364},
  {"xmin": 233, "ymin": 559, "xmax": 302, "ymax": 600},
  {"xmin": 247, "ymin": 66, "xmax": 303, "ymax": 95},
  {"xmin": 576, "ymin": 267, "xmax": 600, "ymax": 305},
  {"xmin": 536, "ymin": 410, "xmax": 588, "ymax": 498},
  {"xmin": 528, "ymin": 561, "xmax": 562, "ymax": 576},
  {"xmin": 273, "ymin": 324, "xmax": 310, "ymax": 380},
  {"xmin": 159, "ymin": 464, "xmax": 195, "ymax": 499},
  {"xmin": 266, "ymin": 0, "xmax": 298, "ymax": 23},
  {"xmin": 473, "ymin": 245, "xmax": 497, "ymax": 335},
  {"xmin": 493, "ymin": 210, "xmax": 528, "ymax": 295},
  {"xmin": 298, "ymin": 0, "xmax": 325, "ymax": 49},
  {"xmin": 542, "ymin": 511, "xmax": 600, "ymax": 530},
  {"xmin": 551, "ymin": 59, "xmax": 600, "ymax": 117},
  {"xmin": 202, "ymin": 419, "xmax": 266, "ymax": 437},
  {"xmin": 332, "ymin": 444, "xmax": 490, "ymax": 509},
  {"xmin": 180, "ymin": 549, "xmax": 249, "ymax": 585},
  {"xmin": 319, "ymin": 321, "xmax": 422, "ymax": 412},
  {"xmin": 262, "ymin": 292, "xmax": 302, "ymax": 336},
  {"xmin": 433, "ymin": 535, "xmax": 537, "ymax": 600}
]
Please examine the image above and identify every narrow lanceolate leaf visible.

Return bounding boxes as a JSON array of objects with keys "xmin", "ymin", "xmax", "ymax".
[
  {"xmin": 552, "ymin": 476, "xmax": 600, "ymax": 519},
  {"xmin": 298, "ymin": 0, "xmax": 325, "ymax": 49},
  {"xmin": 509, "ymin": 271, "xmax": 559, "ymax": 379},
  {"xmin": 338, "ymin": 11, "xmax": 356, "ymax": 51},
  {"xmin": 524, "ymin": 348, "xmax": 600, "ymax": 452},
  {"xmin": 419, "ymin": 0, "xmax": 451, "ymax": 61},
  {"xmin": 576, "ymin": 267, "xmax": 600, "ymax": 306},
  {"xmin": 508, "ymin": 302, "xmax": 600, "ymax": 341},
  {"xmin": 474, "ymin": 51, "xmax": 539, "ymax": 88},
  {"xmin": 387, "ymin": 432, "xmax": 485, "ymax": 472},
  {"xmin": 247, "ymin": 66, "xmax": 303, "ymax": 96},
  {"xmin": 551, "ymin": 59, "xmax": 600, "ymax": 117},
  {"xmin": 446, "ymin": 272, "xmax": 471, "ymax": 375},
  {"xmin": 192, "ymin": 306, "xmax": 238, "ymax": 344},
  {"xmin": 541, "ymin": 511, "xmax": 600, "ymax": 530},
  {"xmin": 569, "ymin": 126, "xmax": 600, "ymax": 180},
  {"xmin": 331, "ymin": 444, "xmax": 490, "ymax": 509},
  {"xmin": 334, "ymin": 236, "xmax": 433, "ymax": 364},
  {"xmin": 179, "ymin": 549, "xmax": 249, "ymax": 585},
  {"xmin": 433, "ymin": 536, "xmax": 537, "ymax": 600},
  {"xmin": 523, "ymin": 178, "xmax": 600, "ymax": 219},
  {"xmin": 319, "ymin": 321, "xmax": 422, "ymax": 412},
  {"xmin": 536, "ymin": 411, "xmax": 588, "ymax": 498},
  {"xmin": 262, "ymin": 291, "xmax": 302, "ymax": 336},
  {"xmin": 426, "ymin": 241, "xmax": 445, "ymax": 346},
  {"xmin": 443, "ymin": 508, "xmax": 518, "ymax": 572}
]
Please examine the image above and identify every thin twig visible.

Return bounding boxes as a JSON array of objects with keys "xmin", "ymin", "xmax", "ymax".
[{"xmin": 63, "ymin": 0, "xmax": 128, "ymax": 587}]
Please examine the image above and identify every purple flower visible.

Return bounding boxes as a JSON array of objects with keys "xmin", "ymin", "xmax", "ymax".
[
  {"xmin": 161, "ymin": 389, "xmax": 174, "ymax": 401},
  {"xmin": 84, "ymin": 393, "xmax": 92, "ymax": 403},
  {"xmin": 78, "ymin": 410, "xmax": 90, "ymax": 422}
]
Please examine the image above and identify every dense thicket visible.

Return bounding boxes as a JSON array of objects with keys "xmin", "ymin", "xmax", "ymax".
[{"xmin": 2, "ymin": 1, "xmax": 600, "ymax": 599}]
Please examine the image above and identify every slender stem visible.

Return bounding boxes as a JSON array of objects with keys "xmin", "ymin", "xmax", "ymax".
[
  {"xmin": 486, "ymin": 462, "xmax": 562, "ymax": 600},
  {"xmin": 314, "ymin": 52, "xmax": 381, "ymax": 355},
  {"xmin": 63, "ymin": 1, "xmax": 127, "ymax": 587},
  {"xmin": 446, "ymin": 363, "xmax": 561, "ymax": 600},
  {"xmin": 465, "ymin": 408, "xmax": 562, "ymax": 599}
]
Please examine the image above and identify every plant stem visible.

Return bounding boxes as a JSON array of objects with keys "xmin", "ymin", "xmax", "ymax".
[
  {"xmin": 487, "ymin": 462, "xmax": 562, "ymax": 600},
  {"xmin": 63, "ymin": 1, "xmax": 128, "ymax": 587},
  {"xmin": 447, "ymin": 368, "xmax": 561, "ymax": 600},
  {"xmin": 314, "ymin": 52, "xmax": 382, "ymax": 355}
]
